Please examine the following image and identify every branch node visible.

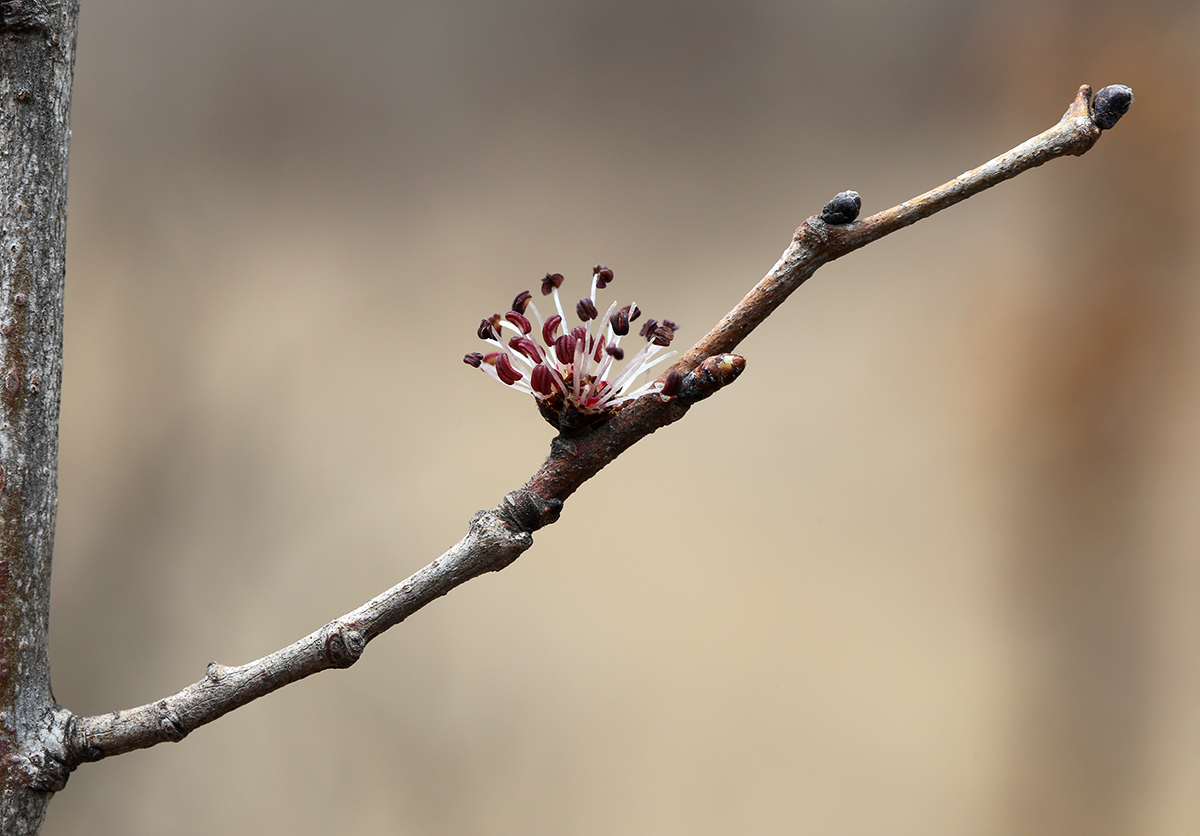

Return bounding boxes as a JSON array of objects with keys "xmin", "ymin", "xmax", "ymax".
[
  {"xmin": 205, "ymin": 661, "xmax": 227, "ymax": 683},
  {"xmin": 496, "ymin": 489, "xmax": 562, "ymax": 533},
  {"xmin": 678, "ymin": 354, "xmax": 746, "ymax": 405},
  {"xmin": 156, "ymin": 702, "xmax": 187, "ymax": 743},
  {"xmin": 323, "ymin": 621, "xmax": 367, "ymax": 669},
  {"xmin": 0, "ymin": 0, "xmax": 51, "ymax": 31},
  {"xmin": 25, "ymin": 750, "xmax": 69, "ymax": 793}
]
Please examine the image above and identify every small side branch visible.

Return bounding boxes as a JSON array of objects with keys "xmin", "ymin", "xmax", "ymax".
[
  {"xmin": 53, "ymin": 82, "xmax": 1131, "ymax": 778},
  {"xmin": 674, "ymin": 84, "xmax": 1128, "ymax": 374}
]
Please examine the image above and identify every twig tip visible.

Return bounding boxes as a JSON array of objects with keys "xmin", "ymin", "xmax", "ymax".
[{"xmin": 1092, "ymin": 85, "xmax": 1134, "ymax": 130}]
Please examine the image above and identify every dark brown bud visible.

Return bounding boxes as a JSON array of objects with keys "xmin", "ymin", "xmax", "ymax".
[
  {"xmin": 1092, "ymin": 85, "xmax": 1133, "ymax": 130},
  {"xmin": 593, "ymin": 264, "xmax": 614, "ymax": 288},
  {"xmin": 511, "ymin": 290, "xmax": 533, "ymax": 314},
  {"xmin": 820, "ymin": 191, "xmax": 861, "ymax": 225},
  {"xmin": 576, "ymin": 297, "xmax": 598, "ymax": 321},
  {"xmin": 463, "ymin": 352, "xmax": 484, "ymax": 367}
]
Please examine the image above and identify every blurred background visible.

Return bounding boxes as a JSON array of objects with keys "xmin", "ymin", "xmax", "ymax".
[{"xmin": 44, "ymin": 0, "xmax": 1197, "ymax": 833}]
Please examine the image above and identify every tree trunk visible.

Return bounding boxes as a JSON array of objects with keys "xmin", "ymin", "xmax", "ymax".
[{"xmin": 0, "ymin": 1, "xmax": 78, "ymax": 832}]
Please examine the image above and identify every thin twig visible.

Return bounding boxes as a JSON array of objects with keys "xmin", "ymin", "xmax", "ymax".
[{"xmin": 52, "ymin": 83, "xmax": 1130, "ymax": 773}]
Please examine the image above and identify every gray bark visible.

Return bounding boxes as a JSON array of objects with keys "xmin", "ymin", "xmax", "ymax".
[{"xmin": 0, "ymin": 1, "xmax": 78, "ymax": 833}]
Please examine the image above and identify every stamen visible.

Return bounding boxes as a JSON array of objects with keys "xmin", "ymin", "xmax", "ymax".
[
  {"xmin": 505, "ymin": 311, "xmax": 532, "ymax": 335},
  {"xmin": 468, "ymin": 268, "xmax": 680, "ymax": 431},
  {"xmin": 554, "ymin": 334, "xmax": 577, "ymax": 365},
  {"xmin": 530, "ymin": 364, "xmax": 555, "ymax": 396},
  {"xmin": 494, "ymin": 353, "xmax": 523, "ymax": 385},
  {"xmin": 610, "ymin": 308, "xmax": 629, "ymax": 336},
  {"xmin": 542, "ymin": 314, "xmax": 563, "ymax": 346},
  {"xmin": 478, "ymin": 315, "xmax": 502, "ymax": 340}
]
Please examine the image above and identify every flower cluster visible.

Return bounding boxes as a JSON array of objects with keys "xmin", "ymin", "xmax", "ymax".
[{"xmin": 464, "ymin": 265, "xmax": 681, "ymax": 433}]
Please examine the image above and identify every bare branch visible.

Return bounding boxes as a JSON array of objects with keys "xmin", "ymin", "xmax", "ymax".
[
  {"xmin": 58, "ymin": 82, "xmax": 1131, "ymax": 772},
  {"xmin": 672, "ymin": 84, "xmax": 1124, "ymax": 376},
  {"xmin": 64, "ymin": 509, "xmax": 530, "ymax": 761}
]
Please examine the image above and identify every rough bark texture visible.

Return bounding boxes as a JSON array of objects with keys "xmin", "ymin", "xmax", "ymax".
[{"xmin": 0, "ymin": 1, "xmax": 78, "ymax": 833}]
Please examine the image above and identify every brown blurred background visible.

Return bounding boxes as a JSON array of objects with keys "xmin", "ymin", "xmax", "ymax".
[{"xmin": 43, "ymin": 1, "xmax": 1197, "ymax": 834}]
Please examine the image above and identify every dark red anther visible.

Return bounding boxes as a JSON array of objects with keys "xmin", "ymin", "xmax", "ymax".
[
  {"xmin": 541, "ymin": 272, "xmax": 565, "ymax": 295},
  {"xmin": 554, "ymin": 334, "xmax": 577, "ymax": 365},
  {"xmin": 571, "ymin": 325, "xmax": 588, "ymax": 342},
  {"xmin": 530, "ymin": 364, "xmax": 555, "ymax": 396},
  {"xmin": 593, "ymin": 264, "xmax": 614, "ymax": 288},
  {"xmin": 649, "ymin": 325, "xmax": 674, "ymax": 346},
  {"xmin": 661, "ymin": 370, "xmax": 682, "ymax": 397},
  {"xmin": 576, "ymin": 297, "xmax": 598, "ymax": 321},
  {"xmin": 494, "ymin": 353, "xmax": 523, "ymax": 385},
  {"xmin": 463, "ymin": 352, "xmax": 484, "ymax": 367},
  {"xmin": 638, "ymin": 318, "xmax": 658, "ymax": 339},
  {"xmin": 505, "ymin": 310, "xmax": 532, "ymax": 335},
  {"xmin": 478, "ymin": 314, "xmax": 502, "ymax": 340},
  {"xmin": 610, "ymin": 308, "xmax": 629, "ymax": 336},
  {"xmin": 508, "ymin": 335, "xmax": 542, "ymax": 361},
  {"xmin": 626, "ymin": 304, "xmax": 641, "ymax": 323},
  {"xmin": 606, "ymin": 344, "xmax": 625, "ymax": 361},
  {"xmin": 541, "ymin": 314, "xmax": 563, "ymax": 346},
  {"xmin": 661, "ymin": 319, "xmax": 679, "ymax": 333},
  {"xmin": 511, "ymin": 290, "xmax": 533, "ymax": 314}
]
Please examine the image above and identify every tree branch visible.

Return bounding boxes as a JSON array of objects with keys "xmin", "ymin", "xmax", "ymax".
[{"xmin": 54, "ymin": 83, "xmax": 1132, "ymax": 774}]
